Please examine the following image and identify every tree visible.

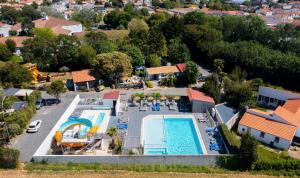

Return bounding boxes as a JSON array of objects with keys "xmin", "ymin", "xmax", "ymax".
[
  {"xmin": 0, "ymin": 61, "xmax": 32, "ymax": 87},
  {"xmin": 46, "ymin": 80, "xmax": 66, "ymax": 101},
  {"xmin": 213, "ymin": 58, "xmax": 225, "ymax": 75},
  {"xmin": 91, "ymin": 52, "xmax": 132, "ymax": 82},
  {"xmin": 128, "ymin": 18, "xmax": 149, "ymax": 32},
  {"xmin": 148, "ymin": 25, "xmax": 167, "ymax": 57},
  {"xmin": 202, "ymin": 74, "xmax": 220, "ymax": 103},
  {"xmin": 167, "ymin": 38, "xmax": 190, "ymax": 63},
  {"xmin": 0, "ymin": 43, "xmax": 13, "ymax": 61},
  {"xmin": 104, "ymin": 10, "xmax": 132, "ymax": 29},
  {"xmin": 146, "ymin": 54, "xmax": 161, "ymax": 67},
  {"xmin": 152, "ymin": 0, "xmax": 161, "ymax": 7},
  {"xmin": 5, "ymin": 39, "xmax": 16, "ymax": 53},
  {"xmin": 71, "ymin": 8, "xmax": 97, "ymax": 28},
  {"xmin": 162, "ymin": 15, "xmax": 184, "ymax": 40},
  {"xmin": 111, "ymin": 0, "xmax": 124, "ymax": 8},
  {"xmin": 78, "ymin": 44, "xmax": 96, "ymax": 68},
  {"xmin": 21, "ymin": 5, "xmax": 41, "ymax": 21},
  {"xmin": 123, "ymin": 45, "xmax": 144, "ymax": 67},
  {"xmin": 239, "ymin": 133, "xmax": 258, "ymax": 170},
  {"xmin": 0, "ymin": 6, "xmax": 20, "ymax": 24},
  {"xmin": 84, "ymin": 31, "xmax": 115, "ymax": 54},
  {"xmin": 128, "ymin": 19, "xmax": 149, "ymax": 55},
  {"xmin": 20, "ymin": 17, "xmax": 35, "ymax": 35},
  {"xmin": 184, "ymin": 61, "xmax": 199, "ymax": 84}
]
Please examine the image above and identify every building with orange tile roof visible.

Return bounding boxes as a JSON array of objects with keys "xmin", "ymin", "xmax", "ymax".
[
  {"xmin": 146, "ymin": 65, "xmax": 180, "ymax": 80},
  {"xmin": 71, "ymin": 69, "xmax": 102, "ymax": 91},
  {"xmin": 12, "ymin": 16, "xmax": 83, "ymax": 36},
  {"xmin": 187, "ymin": 88, "xmax": 215, "ymax": 113},
  {"xmin": 0, "ymin": 36, "xmax": 31, "ymax": 55}
]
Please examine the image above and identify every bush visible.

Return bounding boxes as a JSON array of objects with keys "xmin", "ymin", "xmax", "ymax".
[
  {"xmin": 8, "ymin": 123, "xmax": 22, "ymax": 137},
  {"xmin": 219, "ymin": 124, "xmax": 240, "ymax": 153},
  {"xmin": 0, "ymin": 148, "xmax": 20, "ymax": 168},
  {"xmin": 145, "ymin": 81, "xmax": 154, "ymax": 88}
]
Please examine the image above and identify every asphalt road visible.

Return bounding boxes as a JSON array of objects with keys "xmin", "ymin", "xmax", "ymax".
[{"xmin": 11, "ymin": 93, "xmax": 76, "ymax": 162}]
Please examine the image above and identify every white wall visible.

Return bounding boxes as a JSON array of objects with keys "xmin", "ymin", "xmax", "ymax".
[
  {"xmin": 225, "ymin": 113, "xmax": 239, "ymax": 130},
  {"xmin": 63, "ymin": 24, "xmax": 83, "ymax": 34},
  {"xmin": 258, "ymin": 86, "xmax": 300, "ymax": 103},
  {"xmin": 238, "ymin": 124, "xmax": 292, "ymax": 150},
  {"xmin": 295, "ymin": 128, "xmax": 300, "ymax": 137},
  {"xmin": 34, "ymin": 95, "xmax": 80, "ymax": 156},
  {"xmin": 0, "ymin": 25, "xmax": 11, "ymax": 37}
]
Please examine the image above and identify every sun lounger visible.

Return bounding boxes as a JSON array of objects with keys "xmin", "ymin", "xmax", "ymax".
[
  {"xmin": 117, "ymin": 124, "xmax": 128, "ymax": 129},
  {"xmin": 156, "ymin": 103, "xmax": 160, "ymax": 111},
  {"xmin": 139, "ymin": 106, "xmax": 147, "ymax": 111}
]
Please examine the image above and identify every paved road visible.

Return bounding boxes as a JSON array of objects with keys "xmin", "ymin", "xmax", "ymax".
[{"xmin": 11, "ymin": 93, "xmax": 76, "ymax": 162}]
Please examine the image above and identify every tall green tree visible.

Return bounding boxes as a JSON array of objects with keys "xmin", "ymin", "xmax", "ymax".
[
  {"xmin": 104, "ymin": 10, "xmax": 132, "ymax": 29},
  {"xmin": 5, "ymin": 39, "xmax": 16, "ymax": 53},
  {"xmin": 239, "ymin": 133, "xmax": 258, "ymax": 170},
  {"xmin": 184, "ymin": 61, "xmax": 199, "ymax": 84},
  {"xmin": 122, "ymin": 45, "xmax": 144, "ymax": 67},
  {"xmin": 46, "ymin": 80, "xmax": 66, "ymax": 101},
  {"xmin": 84, "ymin": 32, "xmax": 115, "ymax": 54},
  {"xmin": 167, "ymin": 38, "xmax": 190, "ymax": 64},
  {"xmin": 0, "ymin": 44, "xmax": 12, "ymax": 61},
  {"xmin": 146, "ymin": 54, "xmax": 161, "ymax": 67},
  {"xmin": 148, "ymin": 25, "xmax": 167, "ymax": 57},
  {"xmin": 202, "ymin": 74, "xmax": 221, "ymax": 103},
  {"xmin": 78, "ymin": 44, "xmax": 96, "ymax": 68},
  {"xmin": 91, "ymin": 52, "xmax": 132, "ymax": 82}
]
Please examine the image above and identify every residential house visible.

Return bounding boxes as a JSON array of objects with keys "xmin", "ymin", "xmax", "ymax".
[
  {"xmin": 146, "ymin": 64, "xmax": 186, "ymax": 81},
  {"xmin": 3, "ymin": 88, "xmax": 33, "ymax": 97},
  {"xmin": 71, "ymin": 69, "xmax": 102, "ymax": 91},
  {"xmin": 238, "ymin": 98, "xmax": 300, "ymax": 150},
  {"xmin": 187, "ymin": 88, "xmax": 215, "ymax": 113},
  {"xmin": 12, "ymin": 16, "xmax": 83, "ymax": 35},
  {"xmin": 214, "ymin": 103, "xmax": 239, "ymax": 129},
  {"xmin": 0, "ymin": 22, "xmax": 11, "ymax": 37},
  {"xmin": 257, "ymin": 86, "xmax": 300, "ymax": 108},
  {"xmin": 0, "ymin": 36, "xmax": 31, "ymax": 55}
]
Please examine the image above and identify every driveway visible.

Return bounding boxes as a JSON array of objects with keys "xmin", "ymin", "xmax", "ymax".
[{"xmin": 11, "ymin": 93, "xmax": 76, "ymax": 162}]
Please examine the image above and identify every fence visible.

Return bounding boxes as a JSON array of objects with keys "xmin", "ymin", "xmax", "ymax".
[{"xmin": 32, "ymin": 155, "xmax": 219, "ymax": 165}]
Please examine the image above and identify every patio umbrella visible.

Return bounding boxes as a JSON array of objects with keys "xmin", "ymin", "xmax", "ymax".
[
  {"xmin": 160, "ymin": 96, "xmax": 167, "ymax": 101},
  {"xmin": 134, "ymin": 96, "xmax": 141, "ymax": 101},
  {"xmin": 147, "ymin": 96, "xmax": 154, "ymax": 101},
  {"xmin": 173, "ymin": 96, "xmax": 180, "ymax": 101}
]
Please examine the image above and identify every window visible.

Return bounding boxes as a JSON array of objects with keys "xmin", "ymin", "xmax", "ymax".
[
  {"xmin": 274, "ymin": 137, "xmax": 280, "ymax": 143},
  {"xmin": 242, "ymin": 128, "xmax": 245, "ymax": 132},
  {"xmin": 270, "ymin": 98, "xmax": 274, "ymax": 103},
  {"xmin": 258, "ymin": 95, "xmax": 262, "ymax": 101},
  {"xmin": 260, "ymin": 132, "xmax": 265, "ymax": 138}
]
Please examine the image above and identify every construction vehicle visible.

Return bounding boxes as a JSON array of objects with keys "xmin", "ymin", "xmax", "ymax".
[{"xmin": 22, "ymin": 63, "xmax": 48, "ymax": 84}]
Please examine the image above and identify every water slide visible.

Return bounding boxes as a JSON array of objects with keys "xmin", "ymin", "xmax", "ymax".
[{"xmin": 55, "ymin": 118, "xmax": 99, "ymax": 147}]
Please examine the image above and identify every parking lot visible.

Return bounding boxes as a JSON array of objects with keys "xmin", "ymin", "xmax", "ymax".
[{"xmin": 11, "ymin": 93, "xmax": 76, "ymax": 162}]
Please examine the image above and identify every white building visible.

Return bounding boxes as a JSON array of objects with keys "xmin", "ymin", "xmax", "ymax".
[
  {"xmin": 145, "ymin": 64, "xmax": 185, "ymax": 81},
  {"xmin": 257, "ymin": 86, "xmax": 300, "ymax": 108},
  {"xmin": 214, "ymin": 103, "xmax": 239, "ymax": 130},
  {"xmin": 102, "ymin": 90, "xmax": 121, "ymax": 116},
  {"xmin": 0, "ymin": 22, "xmax": 11, "ymax": 37},
  {"xmin": 187, "ymin": 88, "xmax": 215, "ymax": 113}
]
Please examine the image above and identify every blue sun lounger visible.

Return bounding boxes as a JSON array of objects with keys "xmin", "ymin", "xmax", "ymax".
[{"xmin": 117, "ymin": 123, "xmax": 128, "ymax": 129}]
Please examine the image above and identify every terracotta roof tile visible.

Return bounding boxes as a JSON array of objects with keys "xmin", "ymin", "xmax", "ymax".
[
  {"xmin": 0, "ymin": 36, "xmax": 31, "ymax": 48},
  {"xmin": 71, "ymin": 69, "xmax": 97, "ymax": 83},
  {"xmin": 146, "ymin": 65, "xmax": 179, "ymax": 75},
  {"xmin": 274, "ymin": 105, "xmax": 300, "ymax": 127},
  {"xmin": 240, "ymin": 112, "xmax": 297, "ymax": 141},
  {"xmin": 187, "ymin": 88, "xmax": 214, "ymax": 103},
  {"xmin": 103, "ymin": 91, "xmax": 120, "ymax": 100},
  {"xmin": 176, "ymin": 63, "xmax": 186, "ymax": 73}
]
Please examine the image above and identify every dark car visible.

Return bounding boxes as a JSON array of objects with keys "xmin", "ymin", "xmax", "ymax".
[
  {"xmin": 44, "ymin": 98, "xmax": 60, "ymax": 105},
  {"xmin": 35, "ymin": 99, "xmax": 44, "ymax": 110}
]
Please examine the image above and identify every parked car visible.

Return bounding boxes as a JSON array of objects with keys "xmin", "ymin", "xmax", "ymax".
[
  {"xmin": 44, "ymin": 98, "xmax": 60, "ymax": 105},
  {"xmin": 27, "ymin": 120, "xmax": 42, "ymax": 133},
  {"xmin": 35, "ymin": 99, "xmax": 43, "ymax": 110}
]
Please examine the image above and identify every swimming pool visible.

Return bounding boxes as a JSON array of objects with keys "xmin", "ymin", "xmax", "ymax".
[{"xmin": 143, "ymin": 116, "xmax": 204, "ymax": 155}]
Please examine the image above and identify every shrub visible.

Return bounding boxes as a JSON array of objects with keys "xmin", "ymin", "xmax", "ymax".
[
  {"xmin": 0, "ymin": 148, "xmax": 20, "ymax": 168},
  {"xmin": 219, "ymin": 124, "xmax": 240, "ymax": 153},
  {"xmin": 239, "ymin": 133, "xmax": 258, "ymax": 170},
  {"xmin": 8, "ymin": 123, "xmax": 22, "ymax": 137},
  {"xmin": 145, "ymin": 81, "xmax": 154, "ymax": 88}
]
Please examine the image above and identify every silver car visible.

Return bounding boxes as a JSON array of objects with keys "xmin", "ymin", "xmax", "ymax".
[{"xmin": 27, "ymin": 120, "xmax": 42, "ymax": 133}]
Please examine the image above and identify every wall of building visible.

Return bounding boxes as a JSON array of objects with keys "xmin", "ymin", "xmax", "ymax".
[
  {"xmin": 225, "ymin": 113, "xmax": 239, "ymax": 130},
  {"xmin": 192, "ymin": 100, "xmax": 214, "ymax": 113},
  {"xmin": 238, "ymin": 124, "xmax": 291, "ymax": 150},
  {"xmin": 0, "ymin": 25, "xmax": 11, "ymax": 37},
  {"xmin": 33, "ymin": 154, "xmax": 219, "ymax": 165},
  {"xmin": 33, "ymin": 95, "xmax": 80, "ymax": 156}
]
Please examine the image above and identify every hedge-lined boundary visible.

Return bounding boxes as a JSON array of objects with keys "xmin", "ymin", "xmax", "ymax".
[{"xmin": 219, "ymin": 124, "xmax": 240, "ymax": 153}]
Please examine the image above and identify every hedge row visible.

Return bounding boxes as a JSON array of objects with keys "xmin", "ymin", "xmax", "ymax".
[
  {"xmin": 254, "ymin": 160, "xmax": 300, "ymax": 171},
  {"xmin": 219, "ymin": 124, "xmax": 240, "ymax": 153},
  {"xmin": 0, "ymin": 148, "xmax": 20, "ymax": 168}
]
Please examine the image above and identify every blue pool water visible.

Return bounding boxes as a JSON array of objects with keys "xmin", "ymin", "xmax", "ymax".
[{"xmin": 143, "ymin": 118, "xmax": 203, "ymax": 155}]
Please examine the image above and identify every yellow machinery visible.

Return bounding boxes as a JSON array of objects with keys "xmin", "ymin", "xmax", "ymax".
[{"xmin": 22, "ymin": 63, "xmax": 47, "ymax": 84}]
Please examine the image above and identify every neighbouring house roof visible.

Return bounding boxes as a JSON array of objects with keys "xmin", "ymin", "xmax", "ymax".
[
  {"xmin": 11, "ymin": 101, "xmax": 27, "ymax": 111},
  {"xmin": 187, "ymin": 88, "xmax": 214, "ymax": 103},
  {"xmin": 71, "ymin": 69, "xmax": 97, "ymax": 83},
  {"xmin": 11, "ymin": 23, "xmax": 21, "ymax": 31},
  {"xmin": 103, "ymin": 90, "xmax": 120, "ymax": 100},
  {"xmin": 273, "ymin": 99, "xmax": 300, "ymax": 127},
  {"xmin": 146, "ymin": 65, "xmax": 180, "ymax": 75},
  {"xmin": 3, "ymin": 88, "xmax": 33, "ymax": 97},
  {"xmin": 176, "ymin": 63, "xmax": 186, "ymax": 73},
  {"xmin": 0, "ymin": 22, "xmax": 10, "ymax": 28},
  {"xmin": 240, "ymin": 112, "xmax": 297, "ymax": 141},
  {"xmin": 0, "ymin": 36, "xmax": 31, "ymax": 48},
  {"xmin": 215, "ymin": 103, "xmax": 238, "ymax": 123}
]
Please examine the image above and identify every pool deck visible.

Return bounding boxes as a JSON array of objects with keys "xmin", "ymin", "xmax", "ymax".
[{"xmin": 121, "ymin": 105, "xmax": 222, "ymax": 155}]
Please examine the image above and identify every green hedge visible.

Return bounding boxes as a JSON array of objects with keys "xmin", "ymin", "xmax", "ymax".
[
  {"xmin": 219, "ymin": 124, "xmax": 240, "ymax": 153},
  {"xmin": 0, "ymin": 148, "xmax": 20, "ymax": 168},
  {"xmin": 254, "ymin": 160, "xmax": 300, "ymax": 171}
]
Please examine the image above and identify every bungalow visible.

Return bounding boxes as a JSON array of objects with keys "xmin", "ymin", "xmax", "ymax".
[
  {"xmin": 187, "ymin": 88, "xmax": 215, "ymax": 113},
  {"xmin": 214, "ymin": 103, "xmax": 239, "ymax": 129},
  {"xmin": 257, "ymin": 86, "xmax": 300, "ymax": 108},
  {"xmin": 102, "ymin": 90, "xmax": 120, "ymax": 116},
  {"xmin": 238, "ymin": 98, "xmax": 300, "ymax": 150},
  {"xmin": 145, "ymin": 63, "xmax": 185, "ymax": 81},
  {"xmin": 71, "ymin": 69, "xmax": 102, "ymax": 91}
]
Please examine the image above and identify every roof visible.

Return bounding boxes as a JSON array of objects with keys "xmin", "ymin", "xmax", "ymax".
[
  {"xmin": 187, "ymin": 88, "xmax": 215, "ymax": 103},
  {"xmin": 3, "ymin": 88, "xmax": 33, "ymax": 97},
  {"xmin": 11, "ymin": 101, "xmax": 27, "ymax": 111},
  {"xmin": 240, "ymin": 112, "xmax": 297, "ymax": 141},
  {"xmin": 71, "ymin": 69, "xmax": 97, "ymax": 83},
  {"xmin": 273, "ymin": 100, "xmax": 300, "ymax": 128},
  {"xmin": 176, "ymin": 63, "xmax": 186, "ymax": 73},
  {"xmin": 103, "ymin": 91, "xmax": 120, "ymax": 100},
  {"xmin": 0, "ymin": 36, "xmax": 31, "ymax": 48},
  {"xmin": 146, "ymin": 65, "xmax": 179, "ymax": 75},
  {"xmin": 0, "ymin": 22, "xmax": 8, "ymax": 28},
  {"xmin": 215, "ymin": 103, "xmax": 238, "ymax": 123}
]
